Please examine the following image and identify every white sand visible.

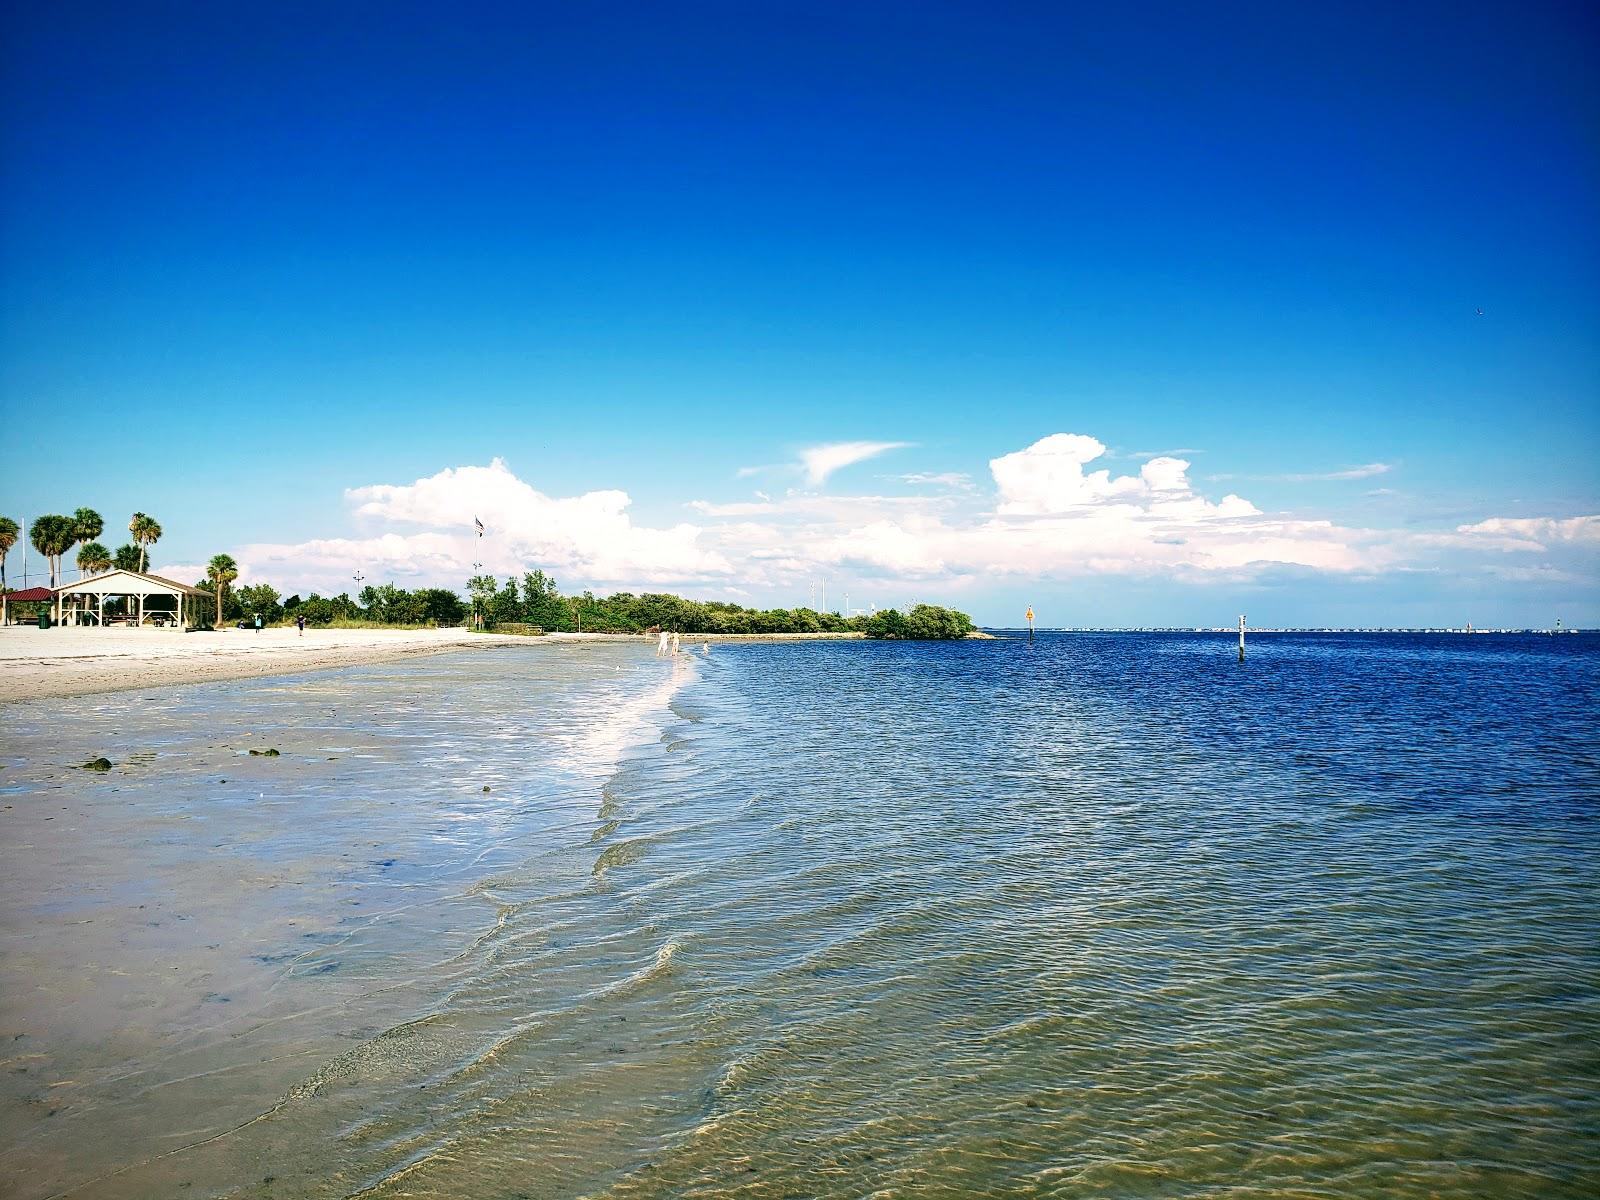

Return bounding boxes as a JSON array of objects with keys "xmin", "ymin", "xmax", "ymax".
[
  {"xmin": 0, "ymin": 625, "xmax": 960, "ymax": 702},
  {"xmin": 0, "ymin": 625, "xmax": 616, "ymax": 702}
]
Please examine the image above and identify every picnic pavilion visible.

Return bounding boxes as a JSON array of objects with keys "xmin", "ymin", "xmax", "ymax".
[{"xmin": 52, "ymin": 569, "xmax": 209, "ymax": 629}]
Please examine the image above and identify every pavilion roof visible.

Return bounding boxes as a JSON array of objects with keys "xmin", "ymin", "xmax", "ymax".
[{"xmin": 54, "ymin": 568, "xmax": 207, "ymax": 597}]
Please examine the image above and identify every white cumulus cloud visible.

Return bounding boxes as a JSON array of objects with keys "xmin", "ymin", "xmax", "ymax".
[
  {"xmin": 237, "ymin": 458, "xmax": 731, "ymax": 595},
  {"xmin": 991, "ymin": 434, "xmax": 1256, "ymax": 518}
]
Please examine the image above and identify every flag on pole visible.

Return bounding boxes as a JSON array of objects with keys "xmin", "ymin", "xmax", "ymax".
[{"xmin": 474, "ymin": 516, "xmax": 485, "ymax": 536}]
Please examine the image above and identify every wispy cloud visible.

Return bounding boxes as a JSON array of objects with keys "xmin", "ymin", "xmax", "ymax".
[
  {"xmin": 1291, "ymin": 462, "xmax": 1393, "ymax": 482},
  {"xmin": 687, "ymin": 499, "xmax": 777, "ymax": 517},
  {"xmin": 799, "ymin": 441, "xmax": 912, "ymax": 485},
  {"xmin": 1211, "ymin": 462, "xmax": 1393, "ymax": 483},
  {"xmin": 898, "ymin": 471, "xmax": 974, "ymax": 489}
]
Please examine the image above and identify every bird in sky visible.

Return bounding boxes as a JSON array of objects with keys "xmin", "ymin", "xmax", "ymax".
[{"xmin": 1476, "ymin": 307, "xmax": 1485, "ymax": 316}]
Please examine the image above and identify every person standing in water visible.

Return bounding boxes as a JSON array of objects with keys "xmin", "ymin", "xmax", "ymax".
[
  {"xmin": 656, "ymin": 629, "xmax": 670, "ymax": 657},
  {"xmin": 671, "ymin": 630, "xmax": 681, "ymax": 656}
]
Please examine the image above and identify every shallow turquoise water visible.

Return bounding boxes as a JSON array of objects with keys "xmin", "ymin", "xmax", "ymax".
[{"xmin": 2, "ymin": 633, "xmax": 1596, "ymax": 1198}]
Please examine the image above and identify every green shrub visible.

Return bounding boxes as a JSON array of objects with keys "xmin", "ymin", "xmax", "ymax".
[{"xmin": 862, "ymin": 605, "xmax": 974, "ymax": 640}]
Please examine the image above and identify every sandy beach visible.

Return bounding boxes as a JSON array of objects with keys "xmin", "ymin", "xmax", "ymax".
[{"xmin": 0, "ymin": 625, "xmax": 592, "ymax": 703}]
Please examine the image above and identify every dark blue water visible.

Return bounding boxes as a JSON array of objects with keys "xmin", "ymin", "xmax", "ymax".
[{"xmin": 4, "ymin": 633, "xmax": 1596, "ymax": 1198}]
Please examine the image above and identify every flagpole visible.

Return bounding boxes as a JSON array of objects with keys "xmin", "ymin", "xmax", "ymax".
[{"xmin": 472, "ymin": 516, "xmax": 485, "ymax": 629}]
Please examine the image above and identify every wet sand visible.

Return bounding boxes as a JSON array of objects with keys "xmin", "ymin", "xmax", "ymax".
[{"xmin": 0, "ymin": 642, "xmax": 685, "ymax": 1198}]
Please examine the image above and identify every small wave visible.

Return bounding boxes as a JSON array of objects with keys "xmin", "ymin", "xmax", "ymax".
[
  {"xmin": 592, "ymin": 935, "xmax": 689, "ymax": 1003},
  {"xmin": 552, "ymin": 656, "xmax": 697, "ymax": 779}
]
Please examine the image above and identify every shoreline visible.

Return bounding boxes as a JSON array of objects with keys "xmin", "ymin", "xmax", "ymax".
[
  {"xmin": 0, "ymin": 626, "xmax": 598, "ymax": 704},
  {"xmin": 0, "ymin": 627, "xmax": 993, "ymax": 703},
  {"xmin": 0, "ymin": 638, "xmax": 684, "ymax": 1199}
]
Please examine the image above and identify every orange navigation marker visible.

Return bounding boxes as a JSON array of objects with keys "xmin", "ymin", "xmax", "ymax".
[{"xmin": 1026, "ymin": 606, "xmax": 1035, "ymax": 641}]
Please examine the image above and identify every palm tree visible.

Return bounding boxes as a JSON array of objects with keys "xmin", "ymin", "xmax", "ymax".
[
  {"xmin": 29, "ymin": 514, "xmax": 76, "ymax": 588},
  {"xmin": 73, "ymin": 508, "xmax": 103, "ymax": 547},
  {"xmin": 76, "ymin": 542, "xmax": 112, "ymax": 577},
  {"xmin": 0, "ymin": 516, "xmax": 18, "ymax": 597},
  {"xmin": 207, "ymin": 554, "xmax": 238, "ymax": 628},
  {"xmin": 71, "ymin": 508, "xmax": 104, "ymax": 580},
  {"xmin": 129, "ymin": 512, "xmax": 162, "ymax": 574}
]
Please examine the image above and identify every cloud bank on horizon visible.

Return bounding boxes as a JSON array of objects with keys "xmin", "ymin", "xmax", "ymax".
[{"xmin": 186, "ymin": 433, "xmax": 1599, "ymax": 616}]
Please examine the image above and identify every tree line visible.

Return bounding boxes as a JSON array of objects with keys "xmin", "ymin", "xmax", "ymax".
[
  {"xmin": 194, "ymin": 571, "xmax": 973, "ymax": 639},
  {"xmin": 466, "ymin": 570, "xmax": 976, "ymax": 639},
  {"xmin": 195, "ymin": 581, "xmax": 467, "ymax": 628}
]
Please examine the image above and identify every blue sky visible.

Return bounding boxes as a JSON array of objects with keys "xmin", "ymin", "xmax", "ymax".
[{"xmin": 2, "ymin": 2, "xmax": 1596, "ymax": 625}]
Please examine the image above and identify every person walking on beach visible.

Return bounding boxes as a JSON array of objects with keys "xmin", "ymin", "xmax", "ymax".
[
  {"xmin": 254, "ymin": 612, "xmax": 262, "ymax": 634},
  {"xmin": 296, "ymin": 614, "xmax": 306, "ymax": 636}
]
